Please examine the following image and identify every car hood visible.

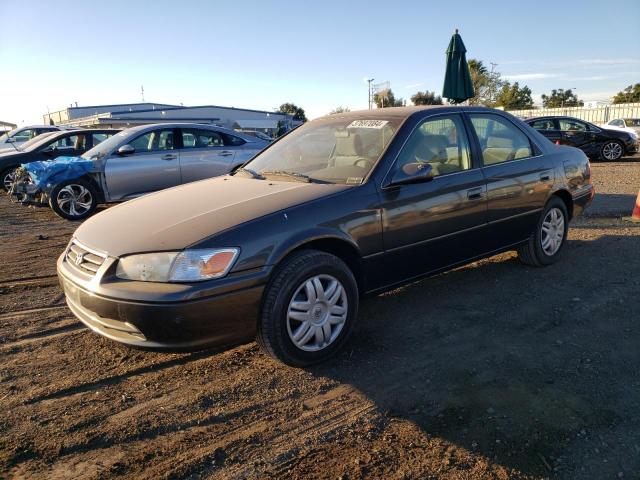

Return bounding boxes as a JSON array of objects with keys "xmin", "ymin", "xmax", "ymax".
[{"xmin": 74, "ymin": 175, "xmax": 349, "ymax": 257}]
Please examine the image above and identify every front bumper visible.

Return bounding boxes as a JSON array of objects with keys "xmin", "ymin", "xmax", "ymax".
[{"xmin": 57, "ymin": 249, "xmax": 268, "ymax": 350}]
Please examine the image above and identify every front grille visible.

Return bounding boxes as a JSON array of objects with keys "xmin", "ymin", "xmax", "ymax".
[{"xmin": 65, "ymin": 240, "xmax": 106, "ymax": 277}]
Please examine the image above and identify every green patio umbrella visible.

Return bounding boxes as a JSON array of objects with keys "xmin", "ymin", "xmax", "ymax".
[{"xmin": 442, "ymin": 29, "xmax": 474, "ymax": 104}]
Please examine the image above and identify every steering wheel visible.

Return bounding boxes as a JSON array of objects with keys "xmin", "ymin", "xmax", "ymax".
[{"xmin": 353, "ymin": 157, "xmax": 372, "ymax": 168}]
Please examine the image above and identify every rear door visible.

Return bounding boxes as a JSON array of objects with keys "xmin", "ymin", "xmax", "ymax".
[
  {"xmin": 468, "ymin": 112, "xmax": 554, "ymax": 247},
  {"xmin": 178, "ymin": 128, "xmax": 243, "ymax": 183},
  {"xmin": 104, "ymin": 127, "xmax": 180, "ymax": 200},
  {"xmin": 559, "ymin": 118, "xmax": 597, "ymax": 152},
  {"xmin": 528, "ymin": 118, "xmax": 561, "ymax": 144},
  {"xmin": 377, "ymin": 113, "xmax": 488, "ymax": 285}
]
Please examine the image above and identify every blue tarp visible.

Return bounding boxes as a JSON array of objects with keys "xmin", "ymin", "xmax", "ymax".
[{"xmin": 23, "ymin": 156, "xmax": 94, "ymax": 191}]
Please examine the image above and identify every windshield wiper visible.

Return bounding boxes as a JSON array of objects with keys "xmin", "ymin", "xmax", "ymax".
[{"xmin": 260, "ymin": 170, "xmax": 312, "ymax": 183}]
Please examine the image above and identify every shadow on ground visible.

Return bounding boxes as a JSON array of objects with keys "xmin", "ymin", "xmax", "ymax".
[{"xmin": 312, "ymin": 232, "xmax": 640, "ymax": 478}]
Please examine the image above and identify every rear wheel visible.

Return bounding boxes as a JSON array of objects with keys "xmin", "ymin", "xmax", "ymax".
[
  {"xmin": 257, "ymin": 250, "xmax": 359, "ymax": 366},
  {"xmin": 518, "ymin": 197, "xmax": 569, "ymax": 267},
  {"xmin": 600, "ymin": 140, "xmax": 624, "ymax": 161},
  {"xmin": 49, "ymin": 179, "xmax": 98, "ymax": 221}
]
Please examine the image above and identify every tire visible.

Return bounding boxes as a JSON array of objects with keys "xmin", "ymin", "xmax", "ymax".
[
  {"xmin": 257, "ymin": 250, "xmax": 359, "ymax": 367},
  {"xmin": 600, "ymin": 140, "xmax": 624, "ymax": 161},
  {"xmin": 518, "ymin": 197, "xmax": 569, "ymax": 267},
  {"xmin": 1, "ymin": 166, "xmax": 18, "ymax": 192},
  {"xmin": 49, "ymin": 179, "xmax": 98, "ymax": 221}
]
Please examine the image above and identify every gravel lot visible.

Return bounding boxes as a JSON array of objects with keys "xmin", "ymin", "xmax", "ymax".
[{"xmin": 1, "ymin": 156, "xmax": 639, "ymax": 480}]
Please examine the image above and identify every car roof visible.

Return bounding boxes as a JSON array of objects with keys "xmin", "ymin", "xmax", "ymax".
[
  {"xmin": 119, "ymin": 123, "xmax": 263, "ymax": 141},
  {"xmin": 316, "ymin": 105, "xmax": 521, "ymax": 123}
]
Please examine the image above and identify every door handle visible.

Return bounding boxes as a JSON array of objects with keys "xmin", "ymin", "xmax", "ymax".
[
  {"xmin": 161, "ymin": 154, "xmax": 177, "ymax": 160},
  {"xmin": 540, "ymin": 172, "xmax": 552, "ymax": 182},
  {"xmin": 218, "ymin": 151, "xmax": 233, "ymax": 157},
  {"xmin": 467, "ymin": 187, "xmax": 485, "ymax": 201}
]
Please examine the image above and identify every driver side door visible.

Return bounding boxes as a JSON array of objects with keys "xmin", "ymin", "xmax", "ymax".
[
  {"xmin": 104, "ymin": 128, "xmax": 181, "ymax": 201},
  {"xmin": 377, "ymin": 114, "xmax": 488, "ymax": 285}
]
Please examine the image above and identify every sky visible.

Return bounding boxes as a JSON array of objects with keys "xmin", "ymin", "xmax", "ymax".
[{"xmin": 0, "ymin": 0, "xmax": 639, "ymax": 125}]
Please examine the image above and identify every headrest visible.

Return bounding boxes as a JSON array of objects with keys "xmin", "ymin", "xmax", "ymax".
[{"xmin": 486, "ymin": 136, "xmax": 513, "ymax": 149}]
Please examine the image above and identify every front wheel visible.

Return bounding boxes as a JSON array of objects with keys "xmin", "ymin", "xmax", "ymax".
[
  {"xmin": 518, "ymin": 197, "xmax": 569, "ymax": 267},
  {"xmin": 600, "ymin": 141, "xmax": 624, "ymax": 161},
  {"xmin": 49, "ymin": 179, "xmax": 98, "ymax": 221},
  {"xmin": 257, "ymin": 250, "xmax": 359, "ymax": 366},
  {"xmin": 1, "ymin": 166, "xmax": 18, "ymax": 192}
]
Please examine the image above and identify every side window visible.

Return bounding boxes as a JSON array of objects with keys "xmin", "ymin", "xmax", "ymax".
[
  {"xmin": 222, "ymin": 133, "xmax": 246, "ymax": 146},
  {"xmin": 530, "ymin": 119, "xmax": 556, "ymax": 130},
  {"xmin": 558, "ymin": 119, "xmax": 587, "ymax": 132},
  {"xmin": 13, "ymin": 129, "xmax": 35, "ymax": 142},
  {"xmin": 394, "ymin": 115, "xmax": 471, "ymax": 178},
  {"xmin": 469, "ymin": 114, "xmax": 533, "ymax": 165},
  {"xmin": 91, "ymin": 133, "xmax": 111, "ymax": 146},
  {"xmin": 50, "ymin": 135, "xmax": 83, "ymax": 150},
  {"xmin": 611, "ymin": 119, "xmax": 623, "ymax": 127},
  {"xmin": 181, "ymin": 129, "xmax": 225, "ymax": 148},
  {"xmin": 129, "ymin": 129, "xmax": 175, "ymax": 152}
]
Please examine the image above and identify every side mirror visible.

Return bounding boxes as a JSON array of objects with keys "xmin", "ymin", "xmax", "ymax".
[
  {"xmin": 117, "ymin": 144, "xmax": 135, "ymax": 156},
  {"xmin": 6, "ymin": 138, "xmax": 15, "ymax": 143},
  {"xmin": 388, "ymin": 162, "xmax": 434, "ymax": 187}
]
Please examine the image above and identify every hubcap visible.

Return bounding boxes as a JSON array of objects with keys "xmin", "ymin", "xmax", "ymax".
[
  {"xmin": 56, "ymin": 185, "xmax": 93, "ymax": 217},
  {"xmin": 3, "ymin": 169, "xmax": 16, "ymax": 191},
  {"xmin": 603, "ymin": 142, "xmax": 622, "ymax": 160},
  {"xmin": 541, "ymin": 207, "xmax": 565, "ymax": 256},
  {"xmin": 286, "ymin": 274, "xmax": 348, "ymax": 352}
]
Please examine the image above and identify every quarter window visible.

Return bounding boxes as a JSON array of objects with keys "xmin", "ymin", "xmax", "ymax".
[
  {"xmin": 129, "ymin": 129, "xmax": 175, "ymax": 152},
  {"xmin": 394, "ymin": 115, "xmax": 471, "ymax": 178},
  {"xmin": 469, "ymin": 114, "xmax": 532, "ymax": 165}
]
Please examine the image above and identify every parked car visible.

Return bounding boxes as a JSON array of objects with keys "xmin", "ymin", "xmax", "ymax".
[
  {"xmin": 525, "ymin": 116, "xmax": 638, "ymax": 161},
  {"xmin": 57, "ymin": 106, "xmax": 594, "ymax": 366},
  {"xmin": 602, "ymin": 118, "xmax": 640, "ymax": 137},
  {"xmin": 1, "ymin": 129, "xmax": 119, "ymax": 191},
  {"xmin": 0, "ymin": 125, "xmax": 72, "ymax": 150},
  {"xmin": 12, "ymin": 123, "xmax": 269, "ymax": 220}
]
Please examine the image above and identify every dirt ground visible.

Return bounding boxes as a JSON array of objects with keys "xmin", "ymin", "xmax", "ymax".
[{"xmin": 1, "ymin": 157, "xmax": 639, "ymax": 480}]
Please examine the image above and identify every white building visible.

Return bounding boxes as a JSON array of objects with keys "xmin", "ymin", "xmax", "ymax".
[{"xmin": 43, "ymin": 103, "xmax": 298, "ymax": 136}]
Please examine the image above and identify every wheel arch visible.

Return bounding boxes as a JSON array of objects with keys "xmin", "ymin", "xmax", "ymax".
[
  {"xmin": 274, "ymin": 234, "xmax": 365, "ymax": 292},
  {"xmin": 550, "ymin": 188, "xmax": 573, "ymax": 219}
]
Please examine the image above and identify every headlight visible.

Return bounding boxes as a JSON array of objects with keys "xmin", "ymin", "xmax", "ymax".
[{"xmin": 115, "ymin": 248, "xmax": 239, "ymax": 282}]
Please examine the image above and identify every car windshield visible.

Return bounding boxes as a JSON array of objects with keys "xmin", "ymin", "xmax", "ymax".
[
  {"xmin": 241, "ymin": 117, "xmax": 401, "ymax": 184},
  {"xmin": 81, "ymin": 130, "xmax": 130, "ymax": 159},
  {"xmin": 624, "ymin": 119, "xmax": 640, "ymax": 127}
]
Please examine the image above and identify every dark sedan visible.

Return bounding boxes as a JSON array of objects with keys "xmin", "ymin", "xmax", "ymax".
[
  {"xmin": 57, "ymin": 106, "xmax": 594, "ymax": 366},
  {"xmin": 525, "ymin": 116, "xmax": 638, "ymax": 161},
  {"xmin": 0, "ymin": 129, "xmax": 119, "ymax": 191}
]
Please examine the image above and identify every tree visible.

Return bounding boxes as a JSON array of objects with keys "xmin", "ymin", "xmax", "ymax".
[
  {"xmin": 277, "ymin": 103, "xmax": 307, "ymax": 122},
  {"xmin": 541, "ymin": 89, "xmax": 583, "ymax": 108},
  {"xmin": 329, "ymin": 106, "xmax": 350, "ymax": 114},
  {"xmin": 466, "ymin": 58, "xmax": 505, "ymax": 106},
  {"xmin": 410, "ymin": 91, "xmax": 443, "ymax": 106},
  {"xmin": 373, "ymin": 89, "xmax": 405, "ymax": 108},
  {"xmin": 612, "ymin": 83, "xmax": 640, "ymax": 104},
  {"xmin": 494, "ymin": 82, "xmax": 534, "ymax": 110}
]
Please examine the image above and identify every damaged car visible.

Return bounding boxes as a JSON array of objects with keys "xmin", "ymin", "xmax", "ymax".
[
  {"xmin": 1, "ymin": 129, "xmax": 118, "ymax": 191},
  {"xmin": 11, "ymin": 123, "xmax": 269, "ymax": 220}
]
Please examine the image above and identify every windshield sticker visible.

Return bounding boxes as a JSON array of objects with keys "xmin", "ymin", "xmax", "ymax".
[
  {"xmin": 346, "ymin": 177, "xmax": 364, "ymax": 185},
  {"xmin": 347, "ymin": 120, "xmax": 389, "ymax": 129}
]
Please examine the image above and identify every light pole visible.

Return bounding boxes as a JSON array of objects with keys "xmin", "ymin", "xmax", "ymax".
[{"xmin": 365, "ymin": 78, "xmax": 374, "ymax": 109}]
